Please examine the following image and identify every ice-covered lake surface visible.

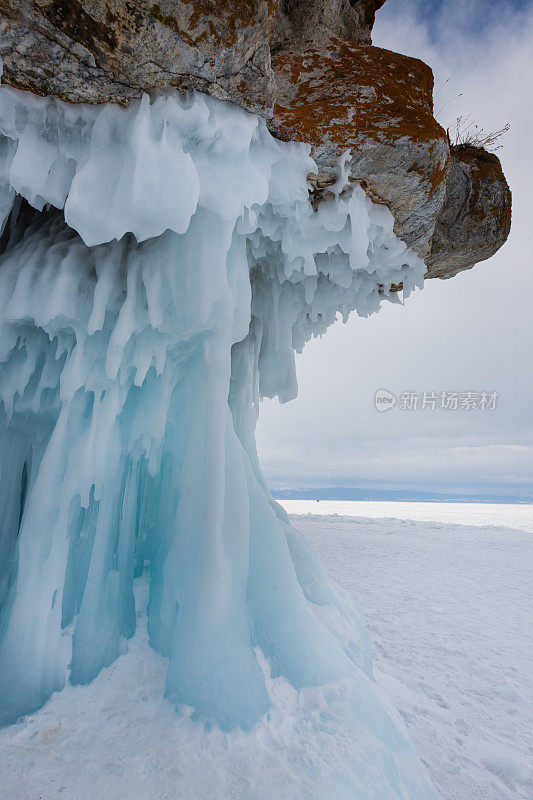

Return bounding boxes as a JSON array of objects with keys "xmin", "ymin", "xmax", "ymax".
[
  {"xmin": 280, "ymin": 499, "xmax": 533, "ymax": 533},
  {"xmin": 295, "ymin": 509, "xmax": 533, "ymax": 800},
  {"xmin": 0, "ymin": 504, "xmax": 530, "ymax": 800}
]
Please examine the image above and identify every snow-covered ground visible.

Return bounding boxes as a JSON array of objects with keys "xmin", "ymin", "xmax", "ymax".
[
  {"xmin": 281, "ymin": 500, "xmax": 533, "ymax": 533},
  {"xmin": 295, "ymin": 510, "xmax": 533, "ymax": 800},
  {"xmin": 0, "ymin": 505, "xmax": 531, "ymax": 800}
]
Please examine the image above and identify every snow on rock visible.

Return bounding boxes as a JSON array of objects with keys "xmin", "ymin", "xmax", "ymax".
[{"xmin": 0, "ymin": 78, "xmax": 434, "ymax": 799}]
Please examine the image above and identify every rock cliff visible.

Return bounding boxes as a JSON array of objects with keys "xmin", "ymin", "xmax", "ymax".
[
  {"xmin": 426, "ymin": 145, "xmax": 512, "ymax": 279},
  {"xmin": 0, "ymin": 0, "xmax": 511, "ymax": 279},
  {"xmin": 270, "ymin": 38, "xmax": 449, "ymax": 258},
  {"xmin": 0, "ymin": 0, "xmax": 277, "ymax": 114}
]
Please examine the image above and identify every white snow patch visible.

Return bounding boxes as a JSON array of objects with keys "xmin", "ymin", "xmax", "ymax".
[
  {"xmin": 0, "ymin": 578, "xmax": 427, "ymax": 800},
  {"xmin": 298, "ymin": 513, "xmax": 533, "ymax": 800}
]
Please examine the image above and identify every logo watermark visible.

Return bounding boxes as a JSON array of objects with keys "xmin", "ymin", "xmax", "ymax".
[
  {"xmin": 374, "ymin": 388, "xmax": 397, "ymax": 412},
  {"xmin": 374, "ymin": 390, "xmax": 498, "ymax": 412}
]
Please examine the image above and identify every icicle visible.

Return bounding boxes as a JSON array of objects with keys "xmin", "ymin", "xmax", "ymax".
[{"xmin": 0, "ymin": 83, "xmax": 435, "ymax": 800}]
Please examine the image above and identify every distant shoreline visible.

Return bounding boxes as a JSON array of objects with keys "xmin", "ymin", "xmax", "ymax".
[{"xmin": 271, "ymin": 488, "xmax": 533, "ymax": 505}]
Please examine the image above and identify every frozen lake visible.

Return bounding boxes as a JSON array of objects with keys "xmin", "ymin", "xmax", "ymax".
[
  {"xmin": 279, "ymin": 499, "xmax": 533, "ymax": 532},
  {"xmin": 297, "ymin": 512, "xmax": 533, "ymax": 800},
  {"xmin": 0, "ymin": 507, "xmax": 530, "ymax": 800}
]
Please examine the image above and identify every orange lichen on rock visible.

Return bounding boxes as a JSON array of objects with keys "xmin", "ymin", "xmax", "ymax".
[
  {"xmin": 271, "ymin": 39, "xmax": 442, "ymax": 146},
  {"xmin": 270, "ymin": 37, "xmax": 450, "ymax": 256},
  {"xmin": 150, "ymin": 0, "xmax": 277, "ymax": 49}
]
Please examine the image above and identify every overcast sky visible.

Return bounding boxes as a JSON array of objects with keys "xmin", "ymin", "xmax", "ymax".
[{"xmin": 256, "ymin": 0, "xmax": 533, "ymax": 498}]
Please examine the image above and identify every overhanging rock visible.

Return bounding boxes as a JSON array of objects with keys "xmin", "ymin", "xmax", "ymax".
[{"xmin": 0, "ymin": 0, "xmax": 512, "ymax": 278}]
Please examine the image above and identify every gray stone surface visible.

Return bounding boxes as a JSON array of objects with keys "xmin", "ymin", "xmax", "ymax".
[
  {"xmin": 271, "ymin": 0, "xmax": 385, "ymax": 51},
  {"xmin": 426, "ymin": 145, "xmax": 512, "ymax": 279},
  {"xmin": 0, "ymin": 0, "xmax": 277, "ymax": 115}
]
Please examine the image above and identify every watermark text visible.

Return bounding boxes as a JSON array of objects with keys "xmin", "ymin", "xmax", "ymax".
[{"xmin": 375, "ymin": 389, "xmax": 498, "ymax": 412}]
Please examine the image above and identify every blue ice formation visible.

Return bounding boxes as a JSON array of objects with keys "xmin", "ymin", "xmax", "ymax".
[{"xmin": 0, "ymin": 75, "xmax": 436, "ymax": 798}]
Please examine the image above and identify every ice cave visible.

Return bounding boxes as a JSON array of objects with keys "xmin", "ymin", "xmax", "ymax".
[{"xmin": 0, "ymin": 69, "xmax": 444, "ymax": 797}]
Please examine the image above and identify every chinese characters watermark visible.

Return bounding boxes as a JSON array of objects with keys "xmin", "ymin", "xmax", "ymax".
[{"xmin": 375, "ymin": 389, "xmax": 498, "ymax": 412}]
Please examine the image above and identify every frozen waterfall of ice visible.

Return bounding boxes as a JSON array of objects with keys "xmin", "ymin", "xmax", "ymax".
[{"xmin": 0, "ymin": 74, "xmax": 436, "ymax": 798}]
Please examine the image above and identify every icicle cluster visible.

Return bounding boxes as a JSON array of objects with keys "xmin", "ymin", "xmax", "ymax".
[{"xmin": 0, "ymin": 78, "xmax": 435, "ymax": 799}]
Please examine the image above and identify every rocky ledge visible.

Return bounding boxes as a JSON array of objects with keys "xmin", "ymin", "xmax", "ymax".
[{"xmin": 0, "ymin": 0, "xmax": 511, "ymax": 281}]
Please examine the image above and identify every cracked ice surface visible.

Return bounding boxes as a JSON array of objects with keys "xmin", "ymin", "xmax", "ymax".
[{"xmin": 0, "ymin": 76, "xmax": 435, "ymax": 798}]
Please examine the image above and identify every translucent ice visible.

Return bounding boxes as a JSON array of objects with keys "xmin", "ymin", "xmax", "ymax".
[{"xmin": 0, "ymin": 78, "xmax": 435, "ymax": 798}]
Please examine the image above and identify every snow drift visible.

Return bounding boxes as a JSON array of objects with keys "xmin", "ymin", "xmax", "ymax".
[{"xmin": 0, "ymin": 75, "xmax": 435, "ymax": 798}]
